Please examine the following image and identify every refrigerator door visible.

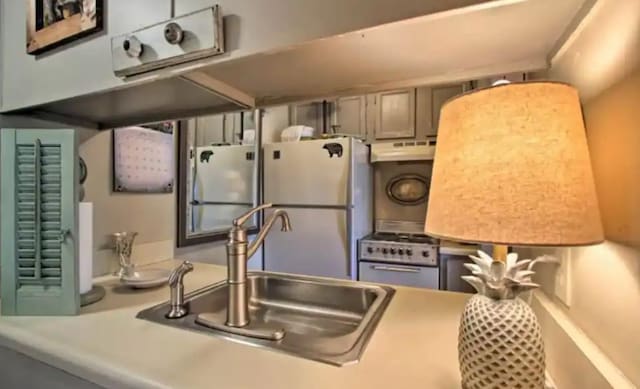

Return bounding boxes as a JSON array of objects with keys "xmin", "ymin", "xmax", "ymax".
[
  {"xmin": 264, "ymin": 207, "xmax": 352, "ymax": 279},
  {"xmin": 193, "ymin": 204, "xmax": 253, "ymax": 233},
  {"xmin": 195, "ymin": 145, "xmax": 256, "ymax": 204},
  {"xmin": 264, "ymin": 138, "xmax": 352, "ymax": 206}
]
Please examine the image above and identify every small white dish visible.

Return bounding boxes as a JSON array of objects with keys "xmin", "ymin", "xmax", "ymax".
[{"xmin": 120, "ymin": 268, "xmax": 171, "ymax": 289}]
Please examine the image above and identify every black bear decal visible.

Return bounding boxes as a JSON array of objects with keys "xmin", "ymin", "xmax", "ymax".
[
  {"xmin": 200, "ymin": 150, "xmax": 214, "ymax": 163},
  {"xmin": 323, "ymin": 143, "xmax": 343, "ymax": 158}
]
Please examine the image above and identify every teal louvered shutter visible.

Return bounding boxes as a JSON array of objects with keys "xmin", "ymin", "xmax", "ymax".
[{"xmin": 1, "ymin": 129, "xmax": 79, "ymax": 316}]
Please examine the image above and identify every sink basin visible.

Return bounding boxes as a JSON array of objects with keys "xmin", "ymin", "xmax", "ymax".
[{"xmin": 137, "ymin": 272, "xmax": 395, "ymax": 366}]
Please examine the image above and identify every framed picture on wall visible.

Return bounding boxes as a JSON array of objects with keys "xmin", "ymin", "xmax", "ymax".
[
  {"xmin": 26, "ymin": 0, "xmax": 104, "ymax": 55},
  {"xmin": 112, "ymin": 123, "xmax": 175, "ymax": 194}
]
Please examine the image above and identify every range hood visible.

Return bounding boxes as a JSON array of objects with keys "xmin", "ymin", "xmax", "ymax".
[{"xmin": 370, "ymin": 139, "xmax": 437, "ymax": 162}]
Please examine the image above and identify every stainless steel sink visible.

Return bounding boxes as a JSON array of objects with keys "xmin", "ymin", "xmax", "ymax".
[{"xmin": 137, "ymin": 272, "xmax": 394, "ymax": 366}]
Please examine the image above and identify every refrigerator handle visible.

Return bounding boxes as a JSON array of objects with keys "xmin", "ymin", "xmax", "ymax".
[{"xmin": 347, "ymin": 206, "xmax": 355, "ymax": 280}]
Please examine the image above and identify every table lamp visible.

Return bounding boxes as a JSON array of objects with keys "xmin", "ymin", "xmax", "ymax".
[{"xmin": 425, "ymin": 81, "xmax": 604, "ymax": 389}]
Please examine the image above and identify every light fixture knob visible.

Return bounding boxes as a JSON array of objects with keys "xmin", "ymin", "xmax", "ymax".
[
  {"xmin": 123, "ymin": 36, "xmax": 143, "ymax": 58},
  {"xmin": 164, "ymin": 22, "xmax": 184, "ymax": 45}
]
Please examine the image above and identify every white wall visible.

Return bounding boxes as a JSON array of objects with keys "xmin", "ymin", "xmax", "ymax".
[
  {"xmin": 79, "ymin": 130, "xmax": 175, "ymax": 275},
  {"xmin": 0, "ymin": 0, "xmax": 172, "ymax": 111},
  {"xmin": 524, "ymin": 0, "xmax": 640, "ymax": 386}
]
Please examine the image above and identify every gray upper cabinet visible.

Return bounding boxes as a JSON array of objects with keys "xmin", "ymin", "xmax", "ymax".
[
  {"xmin": 289, "ymin": 102, "xmax": 324, "ymax": 135},
  {"xmin": 417, "ymin": 83, "xmax": 470, "ymax": 137},
  {"xmin": 329, "ymin": 96, "xmax": 367, "ymax": 138},
  {"xmin": 284, "ymin": 83, "xmax": 472, "ymax": 143},
  {"xmin": 195, "ymin": 112, "xmax": 242, "ymax": 145},
  {"xmin": 372, "ymin": 88, "xmax": 416, "ymax": 140}
]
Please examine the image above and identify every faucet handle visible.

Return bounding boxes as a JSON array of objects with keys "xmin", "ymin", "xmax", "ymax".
[{"xmin": 233, "ymin": 203, "xmax": 273, "ymax": 228}]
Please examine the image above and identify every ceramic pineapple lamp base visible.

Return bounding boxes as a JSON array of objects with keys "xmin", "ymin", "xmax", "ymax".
[
  {"xmin": 459, "ymin": 295, "xmax": 545, "ymax": 388},
  {"xmin": 458, "ymin": 251, "xmax": 546, "ymax": 389}
]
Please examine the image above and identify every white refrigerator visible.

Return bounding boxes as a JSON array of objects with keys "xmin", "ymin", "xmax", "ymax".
[
  {"xmin": 263, "ymin": 137, "xmax": 372, "ymax": 280},
  {"xmin": 192, "ymin": 145, "xmax": 256, "ymax": 232}
]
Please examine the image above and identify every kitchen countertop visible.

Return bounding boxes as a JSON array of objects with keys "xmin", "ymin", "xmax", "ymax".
[{"xmin": 0, "ymin": 260, "xmax": 470, "ymax": 389}]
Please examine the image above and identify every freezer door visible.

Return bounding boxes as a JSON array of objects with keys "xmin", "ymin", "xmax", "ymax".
[
  {"xmin": 264, "ymin": 208, "xmax": 352, "ymax": 279},
  {"xmin": 195, "ymin": 145, "xmax": 256, "ymax": 204},
  {"xmin": 263, "ymin": 138, "xmax": 351, "ymax": 206}
]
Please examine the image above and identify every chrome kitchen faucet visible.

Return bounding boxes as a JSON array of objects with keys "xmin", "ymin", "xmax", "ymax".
[{"xmin": 225, "ymin": 203, "xmax": 292, "ymax": 327}]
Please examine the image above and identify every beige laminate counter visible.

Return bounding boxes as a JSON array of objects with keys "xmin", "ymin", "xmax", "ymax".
[{"xmin": 0, "ymin": 260, "xmax": 470, "ymax": 389}]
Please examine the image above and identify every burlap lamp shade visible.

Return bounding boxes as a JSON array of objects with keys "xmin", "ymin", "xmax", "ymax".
[{"xmin": 425, "ymin": 81, "xmax": 604, "ymax": 246}]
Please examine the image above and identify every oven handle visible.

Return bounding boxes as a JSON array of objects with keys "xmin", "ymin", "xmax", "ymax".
[{"xmin": 370, "ymin": 265, "xmax": 421, "ymax": 273}]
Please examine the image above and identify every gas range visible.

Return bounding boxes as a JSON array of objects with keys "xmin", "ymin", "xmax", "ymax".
[{"xmin": 359, "ymin": 232, "xmax": 439, "ymax": 267}]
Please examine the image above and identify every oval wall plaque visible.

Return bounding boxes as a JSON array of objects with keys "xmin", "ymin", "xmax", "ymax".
[{"xmin": 386, "ymin": 174, "xmax": 429, "ymax": 205}]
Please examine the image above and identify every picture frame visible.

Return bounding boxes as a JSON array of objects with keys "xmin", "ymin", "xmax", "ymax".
[
  {"xmin": 27, "ymin": 0, "xmax": 104, "ymax": 55},
  {"xmin": 112, "ymin": 123, "xmax": 175, "ymax": 194}
]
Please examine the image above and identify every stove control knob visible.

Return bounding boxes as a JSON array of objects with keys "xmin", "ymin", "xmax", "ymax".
[
  {"xmin": 366, "ymin": 247, "xmax": 374, "ymax": 254},
  {"xmin": 382, "ymin": 248, "xmax": 388, "ymax": 255},
  {"xmin": 398, "ymin": 249, "xmax": 404, "ymax": 256},
  {"xmin": 406, "ymin": 249, "xmax": 413, "ymax": 256},
  {"xmin": 422, "ymin": 250, "xmax": 431, "ymax": 258},
  {"xmin": 390, "ymin": 248, "xmax": 397, "ymax": 255}
]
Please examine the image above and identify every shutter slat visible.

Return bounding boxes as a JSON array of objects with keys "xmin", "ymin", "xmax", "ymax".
[
  {"xmin": 18, "ymin": 268, "xmax": 37, "ymax": 277},
  {"xmin": 42, "ymin": 221, "xmax": 61, "ymax": 230},
  {"xmin": 18, "ymin": 239, "xmax": 35, "ymax": 248},
  {"xmin": 42, "ymin": 193, "xmax": 61, "ymax": 202},
  {"xmin": 41, "ymin": 184, "xmax": 61, "ymax": 193},
  {"xmin": 41, "ymin": 212, "xmax": 61, "ymax": 221},
  {"xmin": 41, "ymin": 203, "xmax": 60, "ymax": 212},
  {"xmin": 40, "ymin": 231, "xmax": 59, "ymax": 240},
  {"xmin": 18, "ymin": 221, "xmax": 35, "ymax": 230},
  {"xmin": 18, "ymin": 257, "xmax": 35, "ymax": 264},
  {"xmin": 42, "ymin": 259, "xmax": 61, "ymax": 268},
  {"xmin": 17, "ymin": 248, "xmax": 35, "ymax": 256},
  {"xmin": 19, "ymin": 279, "xmax": 62, "ymax": 287},
  {"xmin": 17, "ymin": 212, "xmax": 36, "ymax": 221},
  {"xmin": 42, "ymin": 249, "xmax": 61, "ymax": 258},
  {"xmin": 41, "ymin": 240, "xmax": 60, "ymax": 249}
]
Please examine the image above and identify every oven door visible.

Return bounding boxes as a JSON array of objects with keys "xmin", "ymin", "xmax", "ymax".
[{"xmin": 359, "ymin": 261, "xmax": 439, "ymax": 289}]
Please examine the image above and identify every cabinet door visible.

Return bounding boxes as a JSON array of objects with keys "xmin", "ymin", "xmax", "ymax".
[
  {"xmin": 195, "ymin": 113, "xmax": 242, "ymax": 145},
  {"xmin": 330, "ymin": 96, "xmax": 366, "ymax": 138},
  {"xmin": 195, "ymin": 114, "xmax": 225, "ymax": 145},
  {"xmin": 289, "ymin": 101, "xmax": 324, "ymax": 135},
  {"xmin": 1, "ymin": 129, "xmax": 79, "ymax": 316},
  {"xmin": 223, "ymin": 112, "xmax": 243, "ymax": 145},
  {"xmin": 429, "ymin": 83, "xmax": 467, "ymax": 136},
  {"xmin": 373, "ymin": 88, "xmax": 416, "ymax": 140}
]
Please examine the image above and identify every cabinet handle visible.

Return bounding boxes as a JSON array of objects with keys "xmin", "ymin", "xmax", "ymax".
[{"xmin": 370, "ymin": 265, "xmax": 420, "ymax": 273}]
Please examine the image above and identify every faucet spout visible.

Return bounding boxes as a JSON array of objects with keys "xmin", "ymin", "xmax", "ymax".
[{"xmin": 247, "ymin": 210, "xmax": 291, "ymax": 258}]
